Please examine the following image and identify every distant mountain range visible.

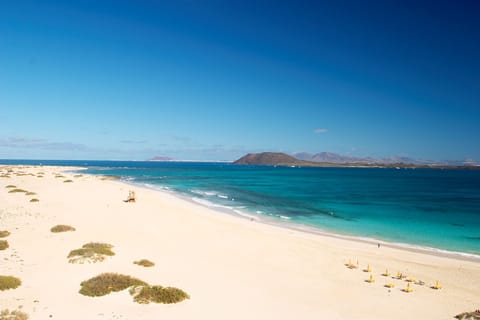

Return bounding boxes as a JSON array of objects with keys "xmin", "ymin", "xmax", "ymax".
[
  {"xmin": 148, "ymin": 156, "xmax": 175, "ymax": 161},
  {"xmin": 233, "ymin": 152, "xmax": 479, "ymax": 169},
  {"xmin": 293, "ymin": 152, "xmax": 478, "ymax": 166}
]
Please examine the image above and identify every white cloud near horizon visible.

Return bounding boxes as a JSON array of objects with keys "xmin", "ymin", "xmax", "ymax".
[
  {"xmin": 0, "ymin": 137, "xmax": 88, "ymax": 151},
  {"xmin": 120, "ymin": 139, "xmax": 147, "ymax": 144},
  {"xmin": 314, "ymin": 128, "xmax": 328, "ymax": 134}
]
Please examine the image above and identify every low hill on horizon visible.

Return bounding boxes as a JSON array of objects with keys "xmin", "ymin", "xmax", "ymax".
[{"xmin": 233, "ymin": 152, "xmax": 304, "ymax": 166}]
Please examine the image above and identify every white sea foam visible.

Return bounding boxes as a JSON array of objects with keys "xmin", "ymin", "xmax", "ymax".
[
  {"xmin": 233, "ymin": 209, "xmax": 258, "ymax": 220},
  {"xmin": 191, "ymin": 189, "xmax": 207, "ymax": 196},
  {"xmin": 191, "ymin": 189, "xmax": 229, "ymax": 200},
  {"xmin": 192, "ymin": 189, "xmax": 218, "ymax": 196},
  {"xmin": 191, "ymin": 197, "xmax": 215, "ymax": 207},
  {"xmin": 190, "ymin": 197, "xmax": 259, "ymax": 221},
  {"xmin": 191, "ymin": 197, "xmax": 233, "ymax": 211}
]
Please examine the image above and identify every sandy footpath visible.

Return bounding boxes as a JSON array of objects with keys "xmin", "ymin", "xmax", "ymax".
[{"xmin": 0, "ymin": 165, "xmax": 479, "ymax": 320}]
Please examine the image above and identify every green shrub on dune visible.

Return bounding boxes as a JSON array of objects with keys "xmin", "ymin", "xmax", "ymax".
[
  {"xmin": 68, "ymin": 242, "xmax": 114, "ymax": 263},
  {"xmin": 0, "ymin": 240, "xmax": 8, "ymax": 250},
  {"xmin": 29, "ymin": 198, "xmax": 39, "ymax": 203},
  {"xmin": 79, "ymin": 273, "xmax": 147, "ymax": 297},
  {"xmin": 5, "ymin": 185, "xmax": 16, "ymax": 188},
  {"xmin": 133, "ymin": 259, "xmax": 155, "ymax": 267},
  {"xmin": 79, "ymin": 273, "xmax": 190, "ymax": 304},
  {"xmin": 8, "ymin": 189, "xmax": 27, "ymax": 193},
  {"xmin": 130, "ymin": 285, "xmax": 190, "ymax": 304},
  {"xmin": 0, "ymin": 231, "xmax": 10, "ymax": 238},
  {"xmin": 0, "ymin": 309, "xmax": 29, "ymax": 320},
  {"xmin": 81, "ymin": 242, "xmax": 114, "ymax": 252},
  {"xmin": 0, "ymin": 276, "xmax": 21, "ymax": 291},
  {"xmin": 50, "ymin": 225, "xmax": 75, "ymax": 233}
]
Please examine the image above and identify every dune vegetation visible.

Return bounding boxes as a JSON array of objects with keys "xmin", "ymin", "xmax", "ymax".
[
  {"xmin": 80, "ymin": 273, "xmax": 190, "ymax": 304},
  {"xmin": 50, "ymin": 225, "xmax": 75, "ymax": 233},
  {"xmin": 8, "ymin": 189, "xmax": 27, "ymax": 193},
  {"xmin": 133, "ymin": 259, "xmax": 155, "ymax": 267},
  {"xmin": 0, "ymin": 276, "xmax": 21, "ymax": 291},
  {"xmin": 68, "ymin": 242, "xmax": 114, "ymax": 263},
  {"xmin": 0, "ymin": 240, "xmax": 9, "ymax": 250},
  {"xmin": 130, "ymin": 285, "xmax": 190, "ymax": 304},
  {"xmin": 0, "ymin": 231, "xmax": 10, "ymax": 238},
  {"xmin": 79, "ymin": 273, "xmax": 147, "ymax": 297},
  {"xmin": 0, "ymin": 309, "xmax": 28, "ymax": 320}
]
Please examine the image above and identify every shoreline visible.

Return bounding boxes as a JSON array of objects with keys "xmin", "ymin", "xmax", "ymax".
[
  {"xmin": 2, "ymin": 164, "xmax": 479, "ymax": 319},
  {"xmin": 103, "ymin": 171, "xmax": 480, "ymax": 263}
]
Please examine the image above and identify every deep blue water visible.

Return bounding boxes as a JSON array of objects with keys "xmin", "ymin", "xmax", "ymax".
[{"xmin": 2, "ymin": 159, "xmax": 480, "ymax": 256}]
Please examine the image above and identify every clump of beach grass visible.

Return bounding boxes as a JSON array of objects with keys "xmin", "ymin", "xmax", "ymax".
[
  {"xmin": 25, "ymin": 192, "xmax": 36, "ymax": 196},
  {"xmin": 79, "ymin": 273, "xmax": 147, "ymax": 297},
  {"xmin": 130, "ymin": 285, "xmax": 190, "ymax": 304},
  {"xmin": 74, "ymin": 174, "xmax": 83, "ymax": 178},
  {"xmin": 50, "ymin": 225, "xmax": 75, "ymax": 233},
  {"xmin": 133, "ymin": 259, "xmax": 155, "ymax": 267},
  {"xmin": 8, "ymin": 189, "xmax": 27, "ymax": 194},
  {"xmin": 0, "ymin": 231, "xmax": 10, "ymax": 238},
  {"xmin": 68, "ymin": 242, "xmax": 114, "ymax": 263},
  {"xmin": 63, "ymin": 179, "xmax": 73, "ymax": 183},
  {"xmin": 29, "ymin": 199, "xmax": 39, "ymax": 203},
  {"xmin": 5, "ymin": 185, "xmax": 16, "ymax": 189},
  {"xmin": 0, "ymin": 240, "xmax": 9, "ymax": 250},
  {"xmin": 0, "ymin": 308, "xmax": 29, "ymax": 320},
  {"xmin": 0, "ymin": 276, "xmax": 21, "ymax": 291}
]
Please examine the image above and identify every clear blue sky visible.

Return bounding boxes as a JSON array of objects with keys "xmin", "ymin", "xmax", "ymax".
[{"xmin": 1, "ymin": 0, "xmax": 479, "ymax": 161}]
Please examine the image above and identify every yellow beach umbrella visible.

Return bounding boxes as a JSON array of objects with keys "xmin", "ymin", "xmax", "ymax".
[
  {"xmin": 432, "ymin": 280, "xmax": 443, "ymax": 290},
  {"xmin": 404, "ymin": 282, "xmax": 413, "ymax": 293},
  {"xmin": 367, "ymin": 273, "xmax": 375, "ymax": 283}
]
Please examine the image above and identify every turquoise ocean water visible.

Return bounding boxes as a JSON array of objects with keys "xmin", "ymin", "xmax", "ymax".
[{"xmin": 2, "ymin": 160, "xmax": 480, "ymax": 256}]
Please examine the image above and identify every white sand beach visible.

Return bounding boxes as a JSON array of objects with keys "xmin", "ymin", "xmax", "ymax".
[{"xmin": 1, "ymin": 165, "xmax": 479, "ymax": 320}]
